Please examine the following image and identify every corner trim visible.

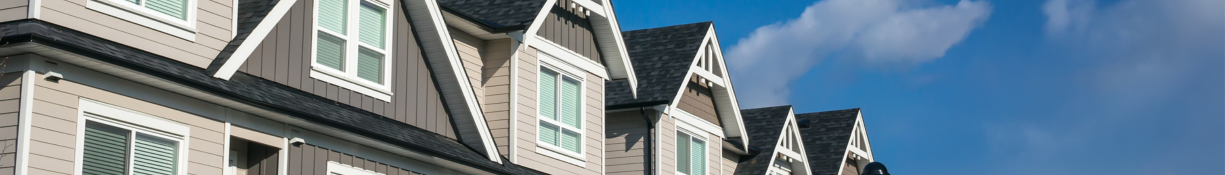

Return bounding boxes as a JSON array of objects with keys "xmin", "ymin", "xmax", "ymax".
[
  {"xmin": 26, "ymin": 0, "xmax": 39, "ymax": 18},
  {"xmin": 210, "ymin": 0, "xmax": 300, "ymax": 80},
  {"xmin": 14, "ymin": 71, "xmax": 34, "ymax": 175}
]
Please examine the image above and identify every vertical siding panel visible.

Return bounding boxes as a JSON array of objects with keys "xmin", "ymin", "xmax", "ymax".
[
  {"xmin": 247, "ymin": 44, "xmax": 262, "ymax": 74},
  {"xmin": 276, "ymin": 16, "xmax": 291, "ymax": 84},
  {"xmin": 315, "ymin": 146, "xmax": 329, "ymax": 175},
  {"xmin": 288, "ymin": 0, "xmax": 304, "ymax": 89},
  {"xmin": 426, "ymin": 79, "xmax": 437, "ymax": 132},
  {"xmin": 415, "ymin": 60, "xmax": 427, "ymax": 126},
  {"xmin": 337, "ymin": 88, "xmax": 350, "ymax": 104},
  {"xmin": 290, "ymin": 145, "xmax": 302, "ymax": 175},
  {"xmin": 300, "ymin": 0, "xmax": 315, "ymax": 94},
  {"xmin": 262, "ymin": 30, "xmax": 277, "ymax": 79}
]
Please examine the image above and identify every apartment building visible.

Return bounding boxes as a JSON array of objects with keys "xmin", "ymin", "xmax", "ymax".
[{"xmin": 0, "ymin": 0, "xmax": 878, "ymax": 174}]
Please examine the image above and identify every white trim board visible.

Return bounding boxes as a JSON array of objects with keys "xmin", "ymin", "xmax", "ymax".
[
  {"xmin": 85, "ymin": 0, "xmax": 199, "ymax": 41},
  {"xmin": 664, "ymin": 25, "xmax": 749, "ymax": 149},
  {"xmin": 74, "ymin": 98, "xmax": 193, "ymax": 175},
  {"xmin": 530, "ymin": 36, "xmax": 609, "ymax": 79},
  {"xmin": 210, "ymin": 0, "xmax": 300, "ymax": 79},
  {"xmin": 14, "ymin": 71, "xmax": 34, "ymax": 175}
]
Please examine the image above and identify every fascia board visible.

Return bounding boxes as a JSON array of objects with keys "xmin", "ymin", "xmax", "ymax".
[
  {"xmin": 208, "ymin": 0, "xmax": 299, "ymax": 80},
  {"xmin": 703, "ymin": 26, "xmax": 750, "ymax": 149},
  {"xmin": 402, "ymin": 0, "xmax": 501, "ymax": 163}
]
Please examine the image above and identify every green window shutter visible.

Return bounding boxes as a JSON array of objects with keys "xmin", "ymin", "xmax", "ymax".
[
  {"xmin": 559, "ymin": 78, "xmax": 581, "ymax": 128},
  {"xmin": 676, "ymin": 133, "xmax": 691, "ymax": 174},
  {"xmin": 145, "ymin": 0, "xmax": 187, "ymax": 20},
  {"xmin": 691, "ymin": 139, "xmax": 705, "ymax": 175},
  {"xmin": 318, "ymin": 0, "xmax": 347, "ymax": 34},
  {"xmin": 560, "ymin": 129, "xmax": 580, "ymax": 152},
  {"xmin": 356, "ymin": 48, "xmax": 383, "ymax": 84},
  {"xmin": 83, "ymin": 121, "xmax": 131, "ymax": 175},
  {"xmin": 316, "ymin": 33, "xmax": 346, "ymax": 71},
  {"xmin": 358, "ymin": 3, "xmax": 386, "ymax": 49},
  {"xmin": 538, "ymin": 121, "xmax": 559, "ymax": 146},
  {"xmin": 132, "ymin": 133, "xmax": 180, "ymax": 175},
  {"xmin": 538, "ymin": 68, "xmax": 558, "ymax": 121}
]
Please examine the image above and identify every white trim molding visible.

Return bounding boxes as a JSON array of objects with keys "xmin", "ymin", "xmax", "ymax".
[
  {"xmin": 14, "ymin": 71, "xmax": 34, "ymax": 175},
  {"xmin": 533, "ymin": 53, "xmax": 588, "ymax": 166},
  {"xmin": 210, "ymin": 0, "xmax": 300, "ymax": 79},
  {"xmin": 73, "ymin": 98, "xmax": 192, "ymax": 175},
  {"xmin": 327, "ymin": 161, "xmax": 386, "ymax": 175},
  {"xmin": 84, "ymin": 0, "xmax": 199, "ymax": 41},
  {"xmin": 530, "ymin": 36, "xmax": 609, "ymax": 79},
  {"xmin": 671, "ymin": 107, "xmax": 725, "ymax": 138}
]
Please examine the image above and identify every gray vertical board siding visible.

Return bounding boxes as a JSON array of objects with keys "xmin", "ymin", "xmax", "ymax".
[
  {"xmin": 39, "ymin": 0, "xmax": 233, "ymax": 68},
  {"xmin": 0, "ymin": 74, "xmax": 20, "ymax": 174},
  {"xmin": 678, "ymin": 75, "xmax": 720, "ymax": 126},
  {"xmin": 604, "ymin": 111, "xmax": 649, "ymax": 175},
  {"xmin": 720, "ymin": 150, "xmax": 739, "ymax": 175},
  {"xmin": 535, "ymin": 0, "xmax": 602, "ymax": 64},
  {"xmin": 481, "ymin": 39, "xmax": 513, "ymax": 157},
  {"xmin": 235, "ymin": 0, "xmax": 456, "ymax": 139},
  {"xmin": 244, "ymin": 140, "xmax": 281, "ymax": 175},
  {"xmin": 27, "ymin": 73, "xmax": 226, "ymax": 175},
  {"xmin": 288, "ymin": 144, "xmax": 425, "ymax": 175}
]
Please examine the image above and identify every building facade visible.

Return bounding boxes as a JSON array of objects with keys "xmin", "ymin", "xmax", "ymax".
[{"xmin": 0, "ymin": 0, "xmax": 878, "ymax": 174}]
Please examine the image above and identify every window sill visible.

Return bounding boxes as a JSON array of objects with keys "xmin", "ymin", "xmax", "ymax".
[
  {"xmin": 535, "ymin": 145, "xmax": 586, "ymax": 167},
  {"xmin": 86, "ymin": 0, "xmax": 197, "ymax": 41},
  {"xmin": 309, "ymin": 68, "xmax": 392, "ymax": 102}
]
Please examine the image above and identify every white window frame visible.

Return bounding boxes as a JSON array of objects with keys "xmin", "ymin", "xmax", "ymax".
[
  {"xmin": 674, "ymin": 127, "xmax": 707, "ymax": 175},
  {"xmin": 327, "ymin": 161, "xmax": 385, "ymax": 175},
  {"xmin": 73, "ymin": 98, "xmax": 191, "ymax": 175},
  {"xmin": 85, "ymin": 0, "xmax": 198, "ymax": 40},
  {"xmin": 310, "ymin": 0, "xmax": 395, "ymax": 102},
  {"xmin": 534, "ymin": 51, "xmax": 587, "ymax": 166}
]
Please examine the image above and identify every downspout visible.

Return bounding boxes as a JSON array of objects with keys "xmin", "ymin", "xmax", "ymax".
[{"xmin": 639, "ymin": 106, "xmax": 654, "ymax": 175}]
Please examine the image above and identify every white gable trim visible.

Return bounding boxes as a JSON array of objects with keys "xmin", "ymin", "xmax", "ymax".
[
  {"xmin": 764, "ymin": 109, "xmax": 813, "ymax": 175},
  {"xmin": 666, "ymin": 25, "xmax": 749, "ymax": 149},
  {"xmin": 210, "ymin": 0, "xmax": 300, "ymax": 79},
  {"xmin": 835, "ymin": 110, "xmax": 874, "ymax": 174},
  {"xmin": 407, "ymin": 0, "xmax": 502, "ymax": 163},
  {"xmin": 523, "ymin": 0, "xmax": 637, "ymax": 96}
]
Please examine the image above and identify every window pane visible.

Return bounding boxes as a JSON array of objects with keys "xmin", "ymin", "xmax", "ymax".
[
  {"xmin": 133, "ymin": 133, "xmax": 179, "ymax": 175},
  {"xmin": 316, "ymin": 33, "xmax": 346, "ymax": 71},
  {"xmin": 357, "ymin": 48, "xmax": 383, "ymax": 84},
  {"xmin": 560, "ymin": 129, "xmax": 580, "ymax": 153},
  {"xmin": 676, "ymin": 133, "xmax": 690, "ymax": 174},
  {"xmin": 538, "ymin": 68, "xmax": 558, "ymax": 121},
  {"xmin": 145, "ymin": 0, "xmax": 187, "ymax": 20},
  {"xmin": 691, "ymin": 139, "xmax": 705, "ymax": 175},
  {"xmin": 538, "ymin": 121, "xmax": 559, "ymax": 146},
  {"xmin": 358, "ymin": 3, "xmax": 386, "ymax": 49},
  {"xmin": 126, "ymin": 0, "xmax": 140, "ymax": 5},
  {"xmin": 318, "ymin": 0, "xmax": 347, "ymax": 34},
  {"xmin": 559, "ymin": 78, "xmax": 581, "ymax": 128},
  {"xmin": 83, "ymin": 121, "xmax": 130, "ymax": 175}
]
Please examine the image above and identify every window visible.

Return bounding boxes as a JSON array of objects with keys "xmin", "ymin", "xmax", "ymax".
[
  {"xmin": 75, "ymin": 99, "xmax": 189, "ymax": 175},
  {"xmin": 312, "ymin": 0, "xmax": 393, "ymax": 99},
  {"xmin": 327, "ymin": 161, "xmax": 384, "ymax": 175},
  {"xmin": 676, "ymin": 130, "xmax": 705, "ymax": 175},
  {"xmin": 87, "ymin": 0, "xmax": 196, "ymax": 40},
  {"xmin": 536, "ymin": 63, "xmax": 584, "ymax": 157}
]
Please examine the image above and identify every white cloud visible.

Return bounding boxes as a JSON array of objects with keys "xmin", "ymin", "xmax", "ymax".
[{"xmin": 726, "ymin": 0, "xmax": 992, "ymax": 108}]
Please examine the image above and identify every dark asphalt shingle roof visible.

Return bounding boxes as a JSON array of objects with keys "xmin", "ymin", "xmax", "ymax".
[
  {"xmin": 732, "ymin": 105, "xmax": 793, "ymax": 175},
  {"xmin": 0, "ymin": 20, "xmax": 545, "ymax": 175},
  {"xmin": 436, "ymin": 0, "xmax": 548, "ymax": 30},
  {"xmin": 206, "ymin": 0, "xmax": 281, "ymax": 74},
  {"xmin": 795, "ymin": 108, "xmax": 861, "ymax": 175},
  {"xmin": 605, "ymin": 21, "xmax": 712, "ymax": 109}
]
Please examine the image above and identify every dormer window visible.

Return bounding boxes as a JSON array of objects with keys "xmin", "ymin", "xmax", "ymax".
[{"xmin": 311, "ymin": 0, "xmax": 394, "ymax": 101}]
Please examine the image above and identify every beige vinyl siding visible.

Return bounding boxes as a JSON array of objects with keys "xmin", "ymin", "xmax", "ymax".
[
  {"xmin": 482, "ymin": 38, "xmax": 514, "ymax": 157},
  {"xmin": 659, "ymin": 114, "xmax": 676, "ymax": 175},
  {"xmin": 238, "ymin": 0, "xmax": 455, "ymax": 139},
  {"xmin": 720, "ymin": 150, "xmax": 739, "ymax": 175},
  {"xmin": 707, "ymin": 133, "xmax": 719, "ymax": 175},
  {"xmin": 0, "ymin": 0, "xmax": 28, "ymax": 23},
  {"xmin": 604, "ymin": 111, "xmax": 648, "ymax": 175},
  {"xmin": 513, "ymin": 45, "xmax": 604, "ymax": 174},
  {"xmin": 841, "ymin": 157, "xmax": 859, "ymax": 175},
  {"xmin": 678, "ymin": 75, "xmax": 719, "ymax": 126},
  {"xmin": 535, "ymin": 0, "xmax": 601, "ymax": 63},
  {"xmin": 27, "ymin": 73, "xmax": 226, "ymax": 175},
  {"xmin": 450, "ymin": 28, "xmax": 485, "ymax": 106},
  {"xmin": 288, "ymin": 143, "xmax": 426, "ymax": 175},
  {"xmin": 0, "ymin": 73, "xmax": 21, "ymax": 175},
  {"xmin": 38, "ymin": 0, "xmax": 233, "ymax": 68}
]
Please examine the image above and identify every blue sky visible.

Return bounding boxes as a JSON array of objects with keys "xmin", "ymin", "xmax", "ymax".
[{"xmin": 611, "ymin": 0, "xmax": 1224, "ymax": 174}]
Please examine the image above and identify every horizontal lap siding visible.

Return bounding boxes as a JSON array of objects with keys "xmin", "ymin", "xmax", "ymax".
[
  {"xmin": 450, "ymin": 29, "xmax": 485, "ymax": 107},
  {"xmin": 720, "ymin": 150, "xmax": 739, "ymax": 175},
  {"xmin": 39, "ymin": 0, "xmax": 232, "ymax": 68},
  {"xmin": 482, "ymin": 39, "xmax": 513, "ymax": 157},
  {"xmin": 707, "ymin": 133, "xmax": 719, "ymax": 175},
  {"xmin": 0, "ymin": 74, "xmax": 21, "ymax": 175},
  {"xmin": 288, "ymin": 144, "xmax": 424, "ymax": 175},
  {"xmin": 678, "ymin": 76, "xmax": 719, "ymax": 126},
  {"xmin": 29, "ymin": 73, "xmax": 226, "ymax": 175},
  {"xmin": 0, "ymin": 0, "xmax": 27, "ymax": 23},
  {"xmin": 660, "ymin": 114, "xmax": 676, "ymax": 175},
  {"xmin": 605, "ymin": 111, "xmax": 648, "ymax": 175},
  {"xmin": 535, "ymin": 0, "xmax": 601, "ymax": 63},
  {"xmin": 239, "ymin": 0, "xmax": 454, "ymax": 139},
  {"xmin": 515, "ymin": 45, "xmax": 603, "ymax": 174}
]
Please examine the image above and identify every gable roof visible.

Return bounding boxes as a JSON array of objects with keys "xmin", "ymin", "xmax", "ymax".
[
  {"xmin": 795, "ymin": 108, "xmax": 862, "ymax": 175},
  {"xmin": 0, "ymin": 19, "xmax": 545, "ymax": 175},
  {"xmin": 605, "ymin": 21, "xmax": 712, "ymax": 108},
  {"xmin": 733, "ymin": 105, "xmax": 794, "ymax": 175},
  {"xmin": 436, "ymin": 0, "xmax": 548, "ymax": 30}
]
